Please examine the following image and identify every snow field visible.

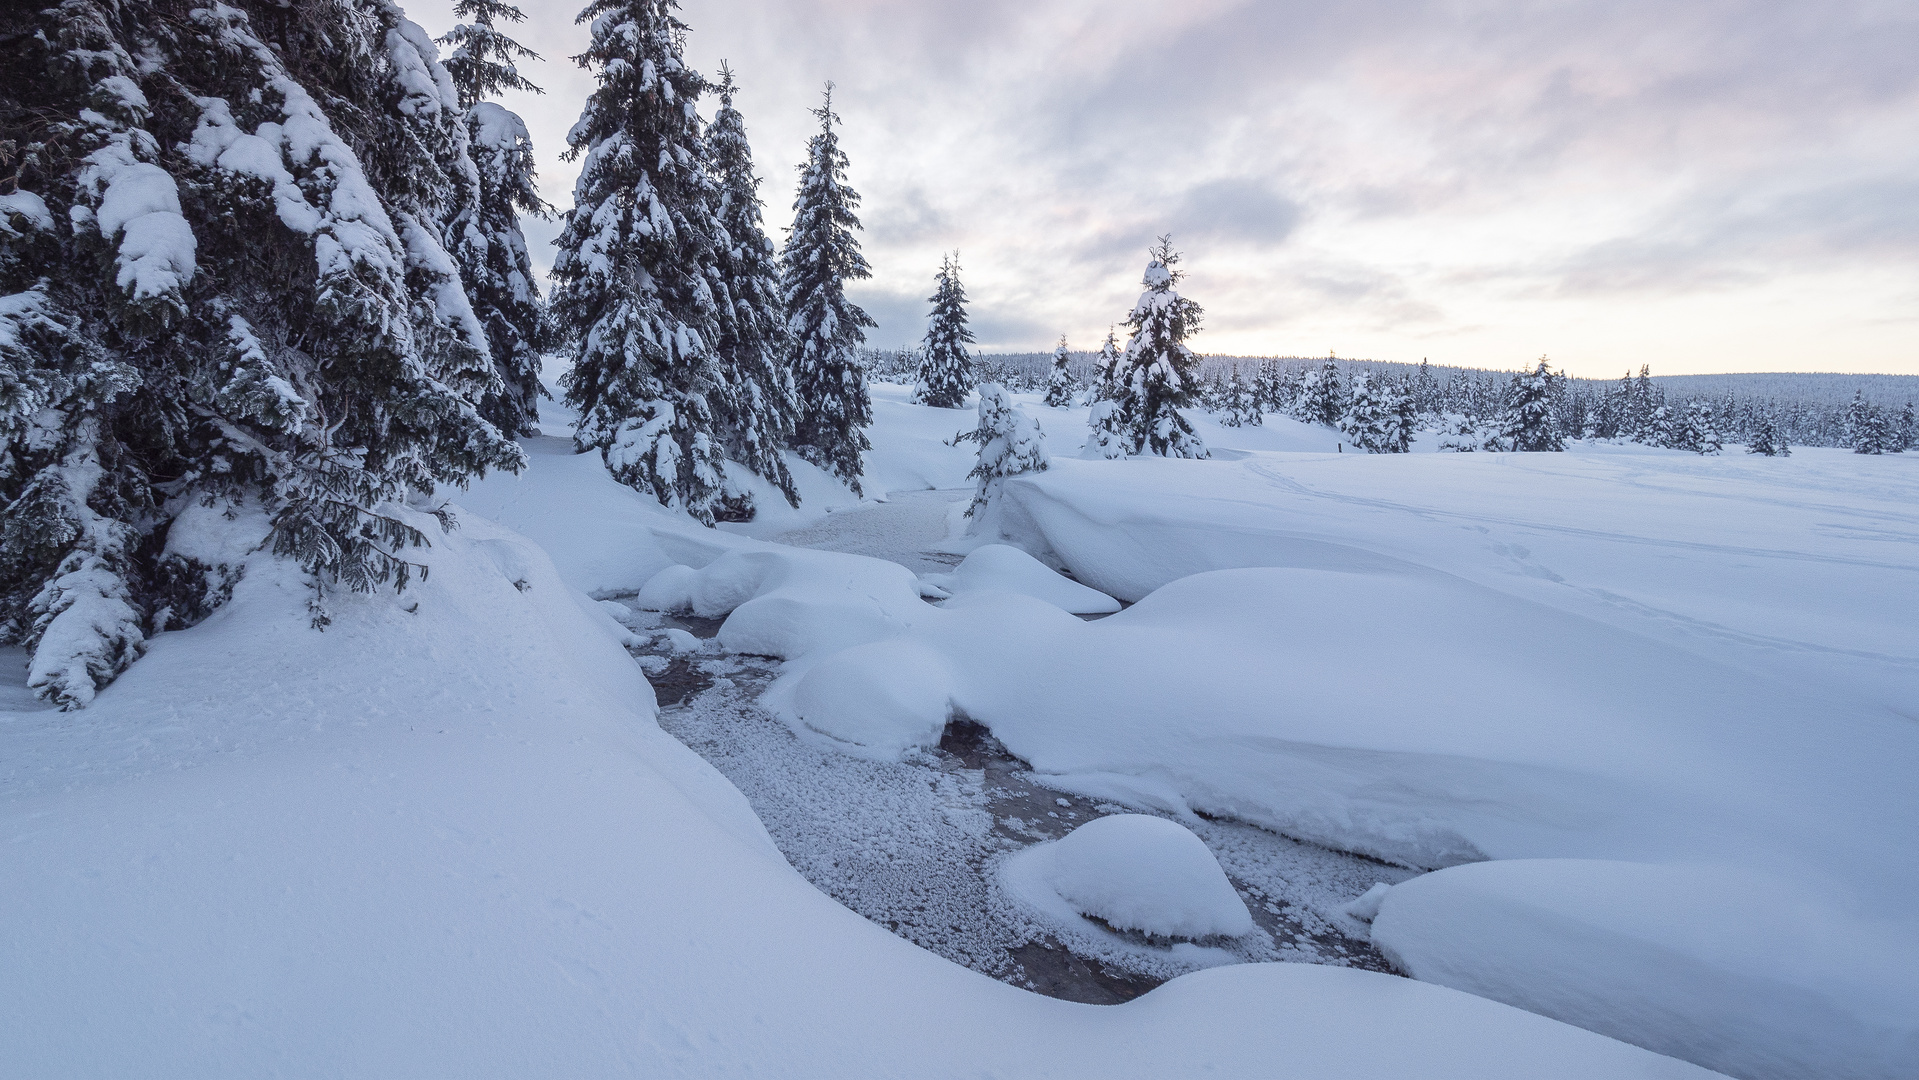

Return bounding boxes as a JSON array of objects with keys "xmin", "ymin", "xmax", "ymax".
[
  {"xmin": 579, "ymin": 384, "xmax": 1916, "ymax": 1080},
  {"xmin": 0, "ymin": 492, "xmax": 1731, "ymax": 1077}
]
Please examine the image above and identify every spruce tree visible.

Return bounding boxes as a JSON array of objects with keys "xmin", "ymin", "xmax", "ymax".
[
  {"xmin": 1253, "ymin": 360, "xmax": 1288, "ymax": 414},
  {"xmin": 914, "ymin": 252, "xmax": 974, "ymax": 408},
  {"xmin": 1746, "ymin": 412, "xmax": 1790, "ymax": 457},
  {"xmin": 1217, "ymin": 365, "xmax": 1261, "ymax": 427},
  {"xmin": 440, "ymin": 0, "xmax": 544, "ymax": 106},
  {"xmin": 705, "ymin": 64, "xmax": 798, "ymax": 508},
  {"xmin": 1091, "ymin": 327, "xmax": 1121, "ymax": 401},
  {"xmin": 1628, "ymin": 365, "xmax": 1663, "ymax": 444},
  {"xmin": 1497, "ymin": 358, "xmax": 1564, "ymax": 452},
  {"xmin": 953, "ymin": 382, "xmax": 1048, "ymax": 525},
  {"xmin": 439, "ymin": 1, "xmax": 551, "ymax": 438},
  {"xmin": 0, "ymin": 0, "xmax": 523, "ymax": 707},
  {"xmin": 1339, "ymin": 374, "xmax": 1396, "ymax": 451},
  {"xmin": 551, "ymin": 0, "xmax": 729, "ymax": 523},
  {"xmin": 1111, "ymin": 237, "xmax": 1207, "ymax": 458},
  {"xmin": 780, "ymin": 86, "xmax": 875, "ymax": 492},
  {"xmin": 1044, "ymin": 336, "xmax": 1075, "ymax": 407},
  {"xmin": 1294, "ymin": 359, "xmax": 1344, "ymax": 427},
  {"xmin": 1679, "ymin": 400, "xmax": 1722, "ymax": 455}
]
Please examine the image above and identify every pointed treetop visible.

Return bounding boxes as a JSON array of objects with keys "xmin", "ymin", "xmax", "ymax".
[
  {"xmin": 1143, "ymin": 234, "xmax": 1184, "ymax": 289},
  {"xmin": 438, "ymin": 0, "xmax": 543, "ymax": 109}
]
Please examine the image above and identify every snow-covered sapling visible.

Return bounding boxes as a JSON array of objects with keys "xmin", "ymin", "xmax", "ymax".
[
  {"xmin": 952, "ymin": 383, "xmax": 1048, "ymax": 528},
  {"xmin": 1746, "ymin": 412, "xmax": 1790, "ymax": 457}
]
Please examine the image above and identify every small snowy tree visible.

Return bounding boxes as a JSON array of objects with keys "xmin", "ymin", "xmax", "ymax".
[
  {"xmin": 1044, "ymin": 336, "xmax": 1075, "ymax": 407},
  {"xmin": 706, "ymin": 64, "xmax": 798, "ymax": 510},
  {"xmin": 914, "ymin": 252, "xmax": 974, "ymax": 408},
  {"xmin": 1091, "ymin": 327, "xmax": 1122, "ymax": 401},
  {"xmin": 1294, "ymin": 360, "xmax": 1344, "ymax": 427},
  {"xmin": 1438, "ymin": 414, "xmax": 1490, "ymax": 452},
  {"xmin": 952, "ymin": 382, "xmax": 1048, "ymax": 527},
  {"xmin": 1253, "ymin": 360, "xmax": 1290, "ymax": 415},
  {"xmin": 1339, "ymin": 374, "xmax": 1396, "ymax": 451},
  {"xmin": 1496, "ymin": 358, "xmax": 1564, "ymax": 452},
  {"xmin": 1746, "ymin": 412, "xmax": 1790, "ymax": 457},
  {"xmin": 551, "ymin": 0, "xmax": 729, "ymax": 523},
  {"xmin": 1678, "ymin": 400, "xmax": 1722, "ymax": 455},
  {"xmin": 1110, "ymin": 237, "xmax": 1207, "ymax": 458},
  {"xmin": 1216, "ymin": 365, "xmax": 1261, "ymax": 427},
  {"xmin": 439, "ymin": 1, "xmax": 551, "ymax": 438},
  {"xmin": 780, "ymin": 86, "xmax": 876, "ymax": 492}
]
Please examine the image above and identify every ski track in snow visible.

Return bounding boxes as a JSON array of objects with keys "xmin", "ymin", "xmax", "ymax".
[{"xmin": 637, "ymin": 487, "xmax": 1411, "ymax": 1000}]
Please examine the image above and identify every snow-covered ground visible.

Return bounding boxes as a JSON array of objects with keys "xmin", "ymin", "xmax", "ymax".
[{"xmin": 4, "ymin": 379, "xmax": 1910, "ymax": 1078}]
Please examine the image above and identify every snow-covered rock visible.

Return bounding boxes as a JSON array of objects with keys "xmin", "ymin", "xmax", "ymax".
[
  {"xmin": 1010, "ymin": 815, "xmax": 1253, "ymax": 939},
  {"xmin": 922, "ymin": 543, "xmax": 1119, "ymax": 614}
]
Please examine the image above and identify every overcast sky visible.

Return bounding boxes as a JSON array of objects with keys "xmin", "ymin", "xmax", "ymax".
[{"xmin": 406, "ymin": 0, "xmax": 1918, "ymax": 377}]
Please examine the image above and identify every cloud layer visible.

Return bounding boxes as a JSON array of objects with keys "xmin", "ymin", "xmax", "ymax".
[{"xmin": 406, "ymin": 0, "xmax": 1919, "ymax": 375}]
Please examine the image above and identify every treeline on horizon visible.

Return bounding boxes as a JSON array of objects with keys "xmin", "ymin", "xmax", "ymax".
[{"xmin": 860, "ymin": 349, "xmax": 1919, "ymax": 451}]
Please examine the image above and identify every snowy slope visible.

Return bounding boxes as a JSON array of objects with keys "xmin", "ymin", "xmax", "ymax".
[{"xmin": 0, "ymin": 494, "xmax": 1714, "ymax": 1077}]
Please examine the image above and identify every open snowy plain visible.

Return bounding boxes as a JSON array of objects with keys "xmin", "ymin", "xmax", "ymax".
[{"xmin": 3, "ymin": 381, "xmax": 1912, "ymax": 1079}]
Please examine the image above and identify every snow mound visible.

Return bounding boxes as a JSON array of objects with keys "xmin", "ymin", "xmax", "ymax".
[
  {"xmin": 1012, "ymin": 815, "xmax": 1254, "ymax": 939},
  {"xmin": 793, "ymin": 637, "xmax": 956, "ymax": 756},
  {"xmin": 923, "ymin": 543, "xmax": 1120, "ymax": 614},
  {"xmin": 1371, "ymin": 860, "xmax": 1919, "ymax": 1080}
]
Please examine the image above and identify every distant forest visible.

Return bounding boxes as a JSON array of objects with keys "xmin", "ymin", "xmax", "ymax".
[{"xmin": 861, "ymin": 349, "xmax": 1918, "ymax": 450}]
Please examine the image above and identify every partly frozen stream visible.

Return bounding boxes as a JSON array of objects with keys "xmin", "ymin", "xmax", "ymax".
[{"xmin": 610, "ymin": 487, "xmax": 1414, "ymax": 1002}]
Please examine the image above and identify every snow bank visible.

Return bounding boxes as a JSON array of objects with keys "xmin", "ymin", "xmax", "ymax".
[
  {"xmin": 0, "ymin": 509, "xmax": 1717, "ymax": 1078},
  {"xmin": 924, "ymin": 543, "xmax": 1120, "ymax": 614},
  {"xmin": 1371, "ymin": 860, "xmax": 1919, "ymax": 1080},
  {"xmin": 1012, "ymin": 814, "xmax": 1253, "ymax": 939}
]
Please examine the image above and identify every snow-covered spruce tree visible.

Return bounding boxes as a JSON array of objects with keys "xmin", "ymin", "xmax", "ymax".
[
  {"xmin": 1339, "ymin": 374, "xmax": 1396, "ymax": 451},
  {"xmin": 1217, "ymin": 365, "xmax": 1261, "ymax": 427},
  {"xmin": 0, "ymin": 0, "xmax": 523, "ymax": 708},
  {"xmin": 914, "ymin": 252, "xmax": 974, "ymax": 408},
  {"xmin": 1110, "ymin": 238, "xmax": 1207, "ymax": 458},
  {"xmin": 780, "ymin": 85, "xmax": 876, "ymax": 492},
  {"xmin": 1253, "ymin": 360, "xmax": 1289, "ymax": 414},
  {"xmin": 1679, "ymin": 400, "xmax": 1722, "ymax": 455},
  {"xmin": 705, "ymin": 64, "xmax": 798, "ymax": 509},
  {"xmin": 1496, "ymin": 358, "xmax": 1564, "ymax": 452},
  {"xmin": 1746, "ymin": 412, "xmax": 1790, "ymax": 457},
  {"xmin": 438, "ymin": 0, "xmax": 551, "ymax": 438},
  {"xmin": 1044, "ymin": 336, "xmax": 1075, "ymax": 407},
  {"xmin": 1294, "ymin": 359, "xmax": 1344, "ymax": 427},
  {"xmin": 1628, "ymin": 365, "xmax": 1664, "ymax": 444},
  {"xmin": 1843, "ymin": 390, "xmax": 1895, "ymax": 454},
  {"xmin": 1896, "ymin": 403, "xmax": 1916, "ymax": 452},
  {"xmin": 551, "ymin": 0, "xmax": 730, "ymax": 523},
  {"xmin": 1091, "ymin": 326, "xmax": 1121, "ymax": 400},
  {"xmin": 1385, "ymin": 383, "xmax": 1417, "ymax": 452},
  {"xmin": 952, "ymin": 382, "xmax": 1047, "ymax": 527}
]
